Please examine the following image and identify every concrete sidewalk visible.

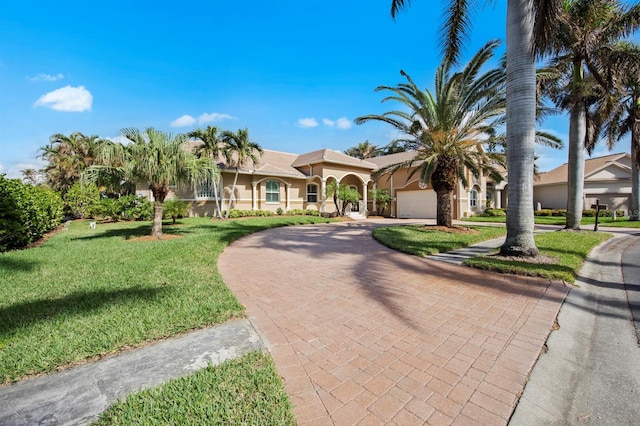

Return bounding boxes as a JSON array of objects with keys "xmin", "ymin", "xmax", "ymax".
[{"xmin": 0, "ymin": 319, "xmax": 262, "ymax": 425}]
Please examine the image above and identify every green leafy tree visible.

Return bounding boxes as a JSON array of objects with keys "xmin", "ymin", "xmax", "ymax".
[
  {"xmin": 163, "ymin": 199, "xmax": 190, "ymax": 224},
  {"xmin": 369, "ymin": 188, "xmax": 392, "ymax": 215},
  {"xmin": 64, "ymin": 181, "xmax": 101, "ymax": 219},
  {"xmin": 356, "ymin": 41, "xmax": 506, "ymax": 227},
  {"xmin": 188, "ymin": 126, "xmax": 224, "ymax": 219},
  {"xmin": 220, "ymin": 128, "xmax": 263, "ymax": 219},
  {"xmin": 391, "ymin": 0, "xmax": 562, "ymax": 256},
  {"xmin": 85, "ymin": 128, "xmax": 218, "ymax": 238},
  {"xmin": 541, "ymin": 0, "xmax": 640, "ymax": 229}
]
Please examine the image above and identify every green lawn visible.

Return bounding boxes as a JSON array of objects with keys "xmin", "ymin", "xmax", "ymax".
[
  {"xmin": 465, "ymin": 230, "xmax": 611, "ymax": 283},
  {"xmin": 372, "ymin": 225, "xmax": 506, "ymax": 256},
  {"xmin": 0, "ymin": 216, "xmax": 332, "ymax": 384},
  {"xmin": 461, "ymin": 215, "xmax": 640, "ymax": 228},
  {"xmin": 373, "ymin": 223, "xmax": 611, "ymax": 283},
  {"xmin": 95, "ymin": 351, "xmax": 295, "ymax": 426}
]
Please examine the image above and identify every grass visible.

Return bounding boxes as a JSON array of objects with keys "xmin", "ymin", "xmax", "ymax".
[
  {"xmin": 461, "ymin": 215, "xmax": 640, "ymax": 228},
  {"xmin": 94, "ymin": 351, "xmax": 294, "ymax": 426},
  {"xmin": 0, "ymin": 216, "xmax": 332, "ymax": 384},
  {"xmin": 372, "ymin": 225, "xmax": 506, "ymax": 256},
  {"xmin": 465, "ymin": 230, "xmax": 611, "ymax": 283}
]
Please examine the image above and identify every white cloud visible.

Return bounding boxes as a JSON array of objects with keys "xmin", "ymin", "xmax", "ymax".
[
  {"xmin": 105, "ymin": 135, "xmax": 133, "ymax": 145},
  {"xmin": 28, "ymin": 73, "xmax": 65, "ymax": 82},
  {"xmin": 321, "ymin": 117, "xmax": 351, "ymax": 129},
  {"xmin": 298, "ymin": 118, "xmax": 319, "ymax": 128},
  {"xmin": 34, "ymin": 85, "xmax": 92, "ymax": 112},
  {"xmin": 170, "ymin": 114, "xmax": 196, "ymax": 127},
  {"xmin": 336, "ymin": 117, "xmax": 352, "ymax": 129},
  {"xmin": 198, "ymin": 112, "xmax": 236, "ymax": 124}
]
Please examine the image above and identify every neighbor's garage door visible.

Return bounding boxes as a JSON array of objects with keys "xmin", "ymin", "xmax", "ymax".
[{"xmin": 397, "ymin": 190, "xmax": 437, "ymax": 219}]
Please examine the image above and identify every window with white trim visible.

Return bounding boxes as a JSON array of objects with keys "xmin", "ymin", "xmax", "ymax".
[
  {"xmin": 469, "ymin": 189, "xmax": 478, "ymax": 208},
  {"xmin": 195, "ymin": 178, "xmax": 220, "ymax": 199},
  {"xmin": 266, "ymin": 180, "xmax": 280, "ymax": 203},
  {"xmin": 307, "ymin": 184, "xmax": 318, "ymax": 203}
]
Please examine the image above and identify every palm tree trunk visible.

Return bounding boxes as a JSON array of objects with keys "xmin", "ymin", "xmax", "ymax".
[
  {"xmin": 225, "ymin": 168, "xmax": 239, "ymax": 219},
  {"xmin": 150, "ymin": 185, "xmax": 169, "ymax": 238},
  {"xmin": 435, "ymin": 189, "xmax": 453, "ymax": 227},
  {"xmin": 500, "ymin": 0, "xmax": 539, "ymax": 257},
  {"xmin": 565, "ymin": 62, "xmax": 586, "ymax": 230},
  {"xmin": 212, "ymin": 177, "xmax": 223, "ymax": 219},
  {"xmin": 631, "ymin": 101, "xmax": 640, "ymax": 220}
]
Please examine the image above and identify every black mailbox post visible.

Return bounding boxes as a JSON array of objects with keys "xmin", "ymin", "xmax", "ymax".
[{"xmin": 591, "ymin": 199, "xmax": 608, "ymax": 231}]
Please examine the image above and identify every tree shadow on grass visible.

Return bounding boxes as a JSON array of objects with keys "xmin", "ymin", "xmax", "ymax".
[
  {"xmin": 0, "ymin": 258, "xmax": 41, "ymax": 273},
  {"xmin": 0, "ymin": 286, "xmax": 168, "ymax": 336},
  {"xmin": 70, "ymin": 222, "xmax": 193, "ymax": 242}
]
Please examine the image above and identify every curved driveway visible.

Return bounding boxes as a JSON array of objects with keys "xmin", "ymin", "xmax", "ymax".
[{"xmin": 218, "ymin": 220, "xmax": 569, "ymax": 425}]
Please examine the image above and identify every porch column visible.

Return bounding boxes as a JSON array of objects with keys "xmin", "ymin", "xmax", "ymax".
[
  {"xmin": 251, "ymin": 182, "xmax": 257, "ymax": 211},
  {"xmin": 372, "ymin": 182, "xmax": 377, "ymax": 213},
  {"xmin": 286, "ymin": 183, "xmax": 291, "ymax": 211},
  {"xmin": 362, "ymin": 181, "xmax": 368, "ymax": 216},
  {"xmin": 321, "ymin": 178, "xmax": 327, "ymax": 213},
  {"xmin": 495, "ymin": 190, "xmax": 502, "ymax": 209},
  {"xmin": 390, "ymin": 175, "xmax": 395, "ymax": 217}
]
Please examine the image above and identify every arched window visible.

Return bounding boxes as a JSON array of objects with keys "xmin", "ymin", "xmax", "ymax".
[
  {"xmin": 469, "ymin": 189, "xmax": 478, "ymax": 208},
  {"xmin": 266, "ymin": 180, "xmax": 280, "ymax": 203}
]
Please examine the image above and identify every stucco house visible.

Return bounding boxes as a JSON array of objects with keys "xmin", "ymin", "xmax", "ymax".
[
  {"xmin": 136, "ymin": 147, "xmax": 488, "ymax": 219},
  {"xmin": 532, "ymin": 152, "xmax": 632, "ymax": 214}
]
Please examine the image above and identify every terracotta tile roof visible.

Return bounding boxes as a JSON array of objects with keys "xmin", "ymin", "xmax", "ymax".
[
  {"xmin": 534, "ymin": 152, "xmax": 629, "ymax": 186},
  {"xmin": 292, "ymin": 149, "xmax": 377, "ymax": 169}
]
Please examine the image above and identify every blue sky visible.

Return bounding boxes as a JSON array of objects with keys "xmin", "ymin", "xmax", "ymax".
[{"xmin": 0, "ymin": 1, "xmax": 632, "ymax": 179}]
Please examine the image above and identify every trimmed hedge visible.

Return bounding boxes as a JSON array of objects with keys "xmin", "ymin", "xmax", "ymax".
[
  {"xmin": 482, "ymin": 208, "xmax": 506, "ymax": 217},
  {"xmin": 0, "ymin": 175, "xmax": 64, "ymax": 251},
  {"xmin": 226, "ymin": 209, "xmax": 321, "ymax": 219},
  {"xmin": 536, "ymin": 208, "xmax": 625, "ymax": 218}
]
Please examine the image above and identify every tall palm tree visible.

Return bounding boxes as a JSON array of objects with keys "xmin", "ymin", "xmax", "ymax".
[
  {"xmin": 391, "ymin": 0, "xmax": 561, "ymax": 256},
  {"xmin": 599, "ymin": 42, "xmax": 640, "ymax": 220},
  {"xmin": 344, "ymin": 141, "xmax": 381, "ymax": 159},
  {"xmin": 356, "ymin": 40, "xmax": 507, "ymax": 227},
  {"xmin": 187, "ymin": 126, "xmax": 224, "ymax": 219},
  {"xmin": 219, "ymin": 128, "xmax": 263, "ymax": 219},
  {"xmin": 542, "ymin": 0, "xmax": 640, "ymax": 229},
  {"xmin": 20, "ymin": 168, "xmax": 38, "ymax": 185},
  {"xmin": 85, "ymin": 127, "xmax": 218, "ymax": 238},
  {"xmin": 39, "ymin": 131, "xmax": 103, "ymax": 195}
]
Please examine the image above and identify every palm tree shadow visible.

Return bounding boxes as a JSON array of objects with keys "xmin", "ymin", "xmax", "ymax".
[
  {"xmin": 0, "ymin": 258, "xmax": 41, "ymax": 273},
  {"xmin": 0, "ymin": 287, "xmax": 168, "ymax": 336},
  {"xmin": 70, "ymin": 222, "xmax": 192, "ymax": 241}
]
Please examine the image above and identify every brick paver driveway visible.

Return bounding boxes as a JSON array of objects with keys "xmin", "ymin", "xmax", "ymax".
[{"xmin": 218, "ymin": 221, "xmax": 568, "ymax": 425}]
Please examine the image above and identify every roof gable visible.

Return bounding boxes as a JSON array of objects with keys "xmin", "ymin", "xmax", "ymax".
[{"xmin": 535, "ymin": 152, "xmax": 630, "ymax": 186}]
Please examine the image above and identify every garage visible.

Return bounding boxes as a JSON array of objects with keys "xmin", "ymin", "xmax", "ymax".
[{"xmin": 396, "ymin": 190, "xmax": 437, "ymax": 219}]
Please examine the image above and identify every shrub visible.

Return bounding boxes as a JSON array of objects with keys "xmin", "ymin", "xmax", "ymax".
[
  {"xmin": 551, "ymin": 209, "xmax": 566, "ymax": 217},
  {"xmin": 163, "ymin": 199, "xmax": 190, "ymax": 224},
  {"xmin": 119, "ymin": 195, "xmax": 153, "ymax": 221},
  {"xmin": 535, "ymin": 209, "xmax": 554, "ymax": 217},
  {"xmin": 0, "ymin": 175, "xmax": 63, "ymax": 251},
  {"xmin": 91, "ymin": 198, "xmax": 121, "ymax": 221},
  {"xmin": 276, "ymin": 207, "xmax": 283, "ymax": 215},
  {"xmin": 64, "ymin": 182, "xmax": 101, "ymax": 219},
  {"xmin": 482, "ymin": 208, "xmax": 506, "ymax": 217}
]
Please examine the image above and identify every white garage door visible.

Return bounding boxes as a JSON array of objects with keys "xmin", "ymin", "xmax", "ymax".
[{"xmin": 397, "ymin": 190, "xmax": 437, "ymax": 219}]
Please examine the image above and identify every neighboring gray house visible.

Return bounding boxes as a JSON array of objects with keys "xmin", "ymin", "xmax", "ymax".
[{"xmin": 533, "ymin": 152, "xmax": 632, "ymax": 214}]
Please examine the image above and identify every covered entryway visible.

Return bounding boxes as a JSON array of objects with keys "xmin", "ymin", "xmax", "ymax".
[{"xmin": 397, "ymin": 190, "xmax": 437, "ymax": 218}]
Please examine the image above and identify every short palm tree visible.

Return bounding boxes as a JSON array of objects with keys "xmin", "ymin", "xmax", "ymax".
[
  {"xmin": 219, "ymin": 128, "xmax": 263, "ymax": 218},
  {"xmin": 355, "ymin": 40, "xmax": 506, "ymax": 227},
  {"xmin": 187, "ymin": 126, "xmax": 224, "ymax": 219},
  {"xmin": 85, "ymin": 127, "xmax": 218, "ymax": 238},
  {"xmin": 541, "ymin": 0, "xmax": 640, "ymax": 229}
]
